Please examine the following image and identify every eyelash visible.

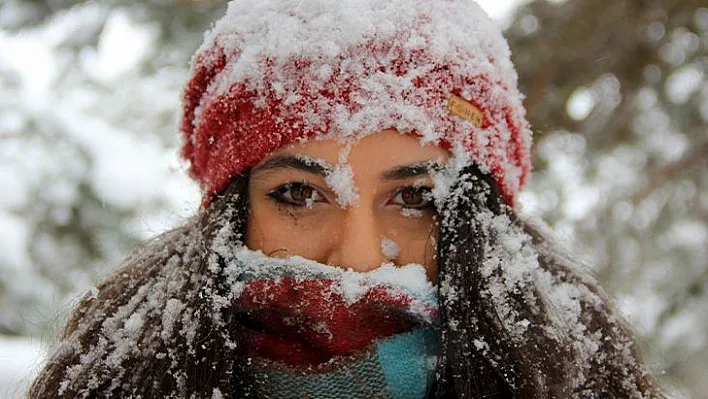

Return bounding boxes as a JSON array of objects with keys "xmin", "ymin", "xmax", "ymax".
[
  {"xmin": 267, "ymin": 182, "xmax": 434, "ymax": 210},
  {"xmin": 390, "ymin": 186, "xmax": 434, "ymax": 209},
  {"xmin": 267, "ymin": 182, "xmax": 324, "ymax": 207}
]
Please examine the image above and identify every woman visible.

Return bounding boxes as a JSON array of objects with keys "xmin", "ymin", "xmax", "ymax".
[{"xmin": 30, "ymin": 0, "xmax": 662, "ymax": 397}]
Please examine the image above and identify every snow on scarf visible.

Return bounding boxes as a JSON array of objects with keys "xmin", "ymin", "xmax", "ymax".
[{"xmin": 229, "ymin": 247, "xmax": 440, "ymax": 399}]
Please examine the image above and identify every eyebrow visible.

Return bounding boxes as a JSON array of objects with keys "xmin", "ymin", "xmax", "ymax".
[
  {"xmin": 251, "ymin": 155, "xmax": 443, "ymax": 181},
  {"xmin": 251, "ymin": 155, "xmax": 330, "ymax": 178},
  {"xmin": 381, "ymin": 161, "xmax": 443, "ymax": 180}
]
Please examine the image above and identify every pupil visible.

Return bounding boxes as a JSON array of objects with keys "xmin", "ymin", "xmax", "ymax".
[
  {"xmin": 292, "ymin": 184, "xmax": 311, "ymax": 202},
  {"xmin": 402, "ymin": 188, "xmax": 423, "ymax": 205}
]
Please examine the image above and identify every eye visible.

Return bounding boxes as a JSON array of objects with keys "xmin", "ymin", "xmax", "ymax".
[
  {"xmin": 268, "ymin": 182, "xmax": 324, "ymax": 207},
  {"xmin": 390, "ymin": 186, "xmax": 434, "ymax": 209}
]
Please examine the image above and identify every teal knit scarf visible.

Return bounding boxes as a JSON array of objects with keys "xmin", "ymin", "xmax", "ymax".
[{"xmin": 250, "ymin": 328, "xmax": 439, "ymax": 399}]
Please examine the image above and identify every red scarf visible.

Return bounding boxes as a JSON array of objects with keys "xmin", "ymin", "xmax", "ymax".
[{"xmin": 235, "ymin": 278, "xmax": 438, "ymax": 368}]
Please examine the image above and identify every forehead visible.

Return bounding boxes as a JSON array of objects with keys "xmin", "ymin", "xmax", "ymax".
[{"xmin": 261, "ymin": 130, "xmax": 450, "ymax": 170}]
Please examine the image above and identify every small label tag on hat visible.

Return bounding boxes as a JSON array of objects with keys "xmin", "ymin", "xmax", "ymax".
[{"xmin": 448, "ymin": 93, "xmax": 485, "ymax": 128}]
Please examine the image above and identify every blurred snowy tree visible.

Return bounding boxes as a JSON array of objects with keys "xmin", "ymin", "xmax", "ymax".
[
  {"xmin": 507, "ymin": 0, "xmax": 708, "ymax": 396},
  {"xmin": 0, "ymin": 0, "xmax": 705, "ymax": 396},
  {"xmin": 0, "ymin": 0, "xmax": 223, "ymax": 336}
]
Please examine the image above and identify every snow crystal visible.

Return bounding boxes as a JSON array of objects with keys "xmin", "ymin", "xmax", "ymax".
[
  {"xmin": 472, "ymin": 338, "xmax": 489, "ymax": 352},
  {"xmin": 401, "ymin": 208, "xmax": 424, "ymax": 218},
  {"xmin": 304, "ymin": 197, "xmax": 315, "ymax": 209},
  {"xmin": 161, "ymin": 298, "xmax": 185, "ymax": 341},
  {"xmin": 123, "ymin": 312, "xmax": 143, "ymax": 334},
  {"xmin": 426, "ymin": 355, "xmax": 438, "ymax": 371},
  {"xmin": 321, "ymin": 144, "xmax": 360, "ymax": 208},
  {"xmin": 209, "ymin": 210, "xmax": 241, "ymax": 273},
  {"xmin": 324, "ymin": 162, "xmax": 359, "ymax": 208},
  {"xmin": 430, "ymin": 144, "xmax": 472, "ymax": 207},
  {"xmin": 290, "ymin": 153, "xmax": 361, "ymax": 208},
  {"xmin": 380, "ymin": 237, "xmax": 400, "ymax": 259},
  {"xmin": 212, "ymin": 388, "xmax": 225, "ymax": 399},
  {"xmin": 312, "ymin": 321, "xmax": 334, "ymax": 340},
  {"xmin": 488, "ymin": 213, "xmax": 540, "ymax": 288},
  {"xmin": 338, "ymin": 263, "xmax": 436, "ymax": 320},
  {"xmin": 438, "ymin": 275, "xmax": 459, "ymax": 305},
  {"xmin": 229, "ymin": 246, "xmax": 437, "ymax": 320}
]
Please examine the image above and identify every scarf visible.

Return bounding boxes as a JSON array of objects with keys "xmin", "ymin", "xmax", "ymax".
[{"xmin": 228, "ymin": 248, "xmax": 440, "ymax": 399}]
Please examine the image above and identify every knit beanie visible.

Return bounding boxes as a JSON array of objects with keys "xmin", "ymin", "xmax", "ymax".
[{"xmin": 181, "ymin": 0, "xmax": 532, "ymax": 207}]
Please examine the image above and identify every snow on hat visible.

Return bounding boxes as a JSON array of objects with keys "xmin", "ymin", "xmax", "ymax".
[{"xmin": 181, "ymin": 0, "xmax": 532, "ymax": 207}]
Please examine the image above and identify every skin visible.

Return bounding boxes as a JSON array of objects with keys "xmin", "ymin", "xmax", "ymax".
[{"xmin": 245, "ymin": 130, "xmax": 449, "ymax": 280}]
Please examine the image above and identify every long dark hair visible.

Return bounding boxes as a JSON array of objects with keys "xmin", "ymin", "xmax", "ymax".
[
  {"xmin": 30, "ymin": 166, "xmax": 662, "ymax": 398},
  {"xmin": 431, "ymin": 165, "xmax": 660, "ymax": 397}
]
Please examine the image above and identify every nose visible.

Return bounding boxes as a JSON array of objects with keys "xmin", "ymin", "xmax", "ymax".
[{"xmin": 326, "ymin": 205, "xmax": 390, "ymax": 272}]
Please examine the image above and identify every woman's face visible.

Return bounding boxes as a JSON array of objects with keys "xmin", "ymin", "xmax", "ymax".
[{"xmin": 245, "ymin": 130, "xmax": 449, "ymax": 280}]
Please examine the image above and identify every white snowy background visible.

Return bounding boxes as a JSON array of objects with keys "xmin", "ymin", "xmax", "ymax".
[{"xmin": 1, "ymin": 0, "xmax": 706, "ymax": 397}]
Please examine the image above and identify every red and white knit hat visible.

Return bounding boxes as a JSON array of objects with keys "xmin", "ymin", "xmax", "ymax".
[{"xmin": 181, "ymin": 0, "xmax": 532, "ymax": 207}]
